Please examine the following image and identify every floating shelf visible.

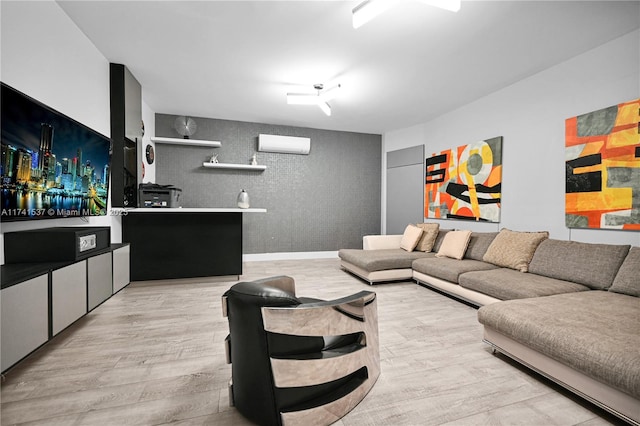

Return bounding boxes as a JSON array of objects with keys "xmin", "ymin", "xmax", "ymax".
[
  {"xmin": 202, "ymin": 162, "xmax": 267, "ymax": 171},
  {"xmin": 151, "ymin": 136, "xmax": 221, "ymax": 147}
]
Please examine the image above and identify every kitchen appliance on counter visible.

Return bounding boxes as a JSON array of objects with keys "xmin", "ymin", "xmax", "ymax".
[{"xmin": 138, "ymin": 183, "xmax": 182, "ymax": 208}]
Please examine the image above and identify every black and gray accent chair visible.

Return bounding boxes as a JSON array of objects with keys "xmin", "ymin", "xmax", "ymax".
[{"xmin": 222, "ymin": 276, "xmax": 380, "ymax": 426}]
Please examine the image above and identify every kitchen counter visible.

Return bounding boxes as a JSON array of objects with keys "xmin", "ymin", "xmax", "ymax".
[{"xmin": 121, "ymin": 209, "xmax": 265, "ymax": 281}]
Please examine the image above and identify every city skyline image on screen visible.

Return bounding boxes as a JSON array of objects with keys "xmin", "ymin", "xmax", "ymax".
[{"xmin": 1, "ymin": 82, "xmax": 112, "ymax": 221}]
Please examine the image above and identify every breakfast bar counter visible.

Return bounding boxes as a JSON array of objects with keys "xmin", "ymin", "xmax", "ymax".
[{"xmin": 121, "ymin": 208, "xmax": 266, "ymax": 281}]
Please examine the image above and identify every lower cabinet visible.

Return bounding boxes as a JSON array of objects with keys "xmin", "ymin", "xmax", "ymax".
[
  {"xmin": 113, "ymin": 244, "xmax": 130, "ymax": 293},
  {"xmin": 88, "ymin": 252, "xmax": 113, "ymax": 311},
  {"xmin": 1, "ymin": 275, "xmax": 49, "ymax": 372},
  {"xmin": 1, "ymin": 243, "xmax": 130, "ymax": 372},
  {"xmin": 51, "ymin": 261, "xmax": 87, "ymax": 336}
]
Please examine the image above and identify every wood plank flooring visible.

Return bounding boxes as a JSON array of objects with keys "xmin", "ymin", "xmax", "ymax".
[{"xmin": 0, "ymin": 259, "xmax": 627, "ymax": 425}]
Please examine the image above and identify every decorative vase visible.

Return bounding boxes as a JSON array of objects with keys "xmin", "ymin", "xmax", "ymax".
[{"xmin": 237, "ymin": 189, "xmax": 250, "ymax": 209}]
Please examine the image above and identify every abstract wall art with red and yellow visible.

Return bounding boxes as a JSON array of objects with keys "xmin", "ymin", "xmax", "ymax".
[
  {"xmin": 566, "ymin": 99, "xmax": 640, "ymax": 230},
  {"xmin": 425, "ymin": 137, "xmax": 502, "ymax": 222}
]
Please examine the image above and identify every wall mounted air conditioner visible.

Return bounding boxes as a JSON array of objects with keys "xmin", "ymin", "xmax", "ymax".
[{"xmin": 258, "ymin": 134, "xmax": 311, "ymax": 155}]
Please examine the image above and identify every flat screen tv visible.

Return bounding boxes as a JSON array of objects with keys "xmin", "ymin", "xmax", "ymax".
[{"xmin": 1, "ymin": 82, "xmax": 112, "ymax": 222}]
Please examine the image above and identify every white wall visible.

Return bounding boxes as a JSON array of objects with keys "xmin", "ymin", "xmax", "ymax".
[
  {"xmin": 384, "ymin": 30, "xmax": 640, "ymax": 247},
  {"xmin": 0, "ymin": 0, "xmax": 119, "ymax": 263}
]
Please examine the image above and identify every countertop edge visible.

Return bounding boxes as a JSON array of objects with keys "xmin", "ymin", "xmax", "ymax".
[{"xmin": 113, "ymin": 207, "xmax": 267, "ymax": 213}]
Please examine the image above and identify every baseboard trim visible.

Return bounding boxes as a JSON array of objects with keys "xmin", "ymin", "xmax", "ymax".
[{"xmin": 243, "ymin": 251, "xmax": 339, "ymax": 262}]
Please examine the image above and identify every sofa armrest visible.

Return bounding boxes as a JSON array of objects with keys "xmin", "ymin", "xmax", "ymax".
[{"xmin": 363, "ymin": 235, "xmax": 403, "ymax": 250}]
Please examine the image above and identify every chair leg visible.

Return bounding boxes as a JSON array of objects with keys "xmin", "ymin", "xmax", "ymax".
[
  {"xmin": 225, "ymin": 334, "xmax": 232, "ymax": 364},
  {"xmin": 228, "ymin": 378, "xmax": 235, "ymax": 407}
]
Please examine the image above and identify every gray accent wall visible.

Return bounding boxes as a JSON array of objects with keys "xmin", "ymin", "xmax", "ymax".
[
  {"xmin": 386, "ymin": 146, "xmax": 424, "ymax": 234},
  {"xmin": 155, "ymin": 114, "xmax": 381, "ymax": 254}
]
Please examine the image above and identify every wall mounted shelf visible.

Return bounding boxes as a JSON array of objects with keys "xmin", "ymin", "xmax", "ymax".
[
  {"xmin": 202, "ymin": 162, "xmax": 267, "ymax": 171},
  {"xmin": 151, "ymin": 136, "xmax": 221, "ymax": 147}
]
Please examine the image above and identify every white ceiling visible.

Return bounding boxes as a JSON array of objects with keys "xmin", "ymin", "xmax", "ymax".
[{"xmin": 57, "ymin": 0, "xmax": 640, "ymax": 135}]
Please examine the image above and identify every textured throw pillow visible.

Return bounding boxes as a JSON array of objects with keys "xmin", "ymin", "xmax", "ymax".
[
  {"xmin": 400, "ymin": 225, "xmax": 423, "ymax": 252},
  {"xmin": 415, "ymin": 223, "xmax": 440, "ymax": 252},
  {"xmin": 436, "ymin": 230, "xmax": 472, "ymax": 260},
  {"xmin": 483, "ymin": 228, "xmax": 549, "ymax": 272},
  {"xmin": 609, "ymin": 247, "xmax": 640, "ymax": 297}
]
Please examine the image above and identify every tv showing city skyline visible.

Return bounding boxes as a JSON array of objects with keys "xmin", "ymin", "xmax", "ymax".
[{"xmin": 1, "ymin": 82, "xmax": 112, "ymax": 221}]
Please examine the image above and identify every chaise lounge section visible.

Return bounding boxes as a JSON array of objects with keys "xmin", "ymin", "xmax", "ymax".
[{"xmin": 338, "ymin": 226, "xmax": 448, "ymax": 284}]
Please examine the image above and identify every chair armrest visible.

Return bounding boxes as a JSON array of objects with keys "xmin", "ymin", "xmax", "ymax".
[
  {"xmin": 294, "ymin": 290, "xmax": 376, "ymax": 309},
  {"xmin": 263, "ymin": 290, "xmax": 380, "ymax": 393},
  {"xmin": 363, "ymin": 234, "xmax": 403, "ymax": 250},
  {"xmin": 262, "ymin": 291, "xmax": 377, "ymax": 336}
]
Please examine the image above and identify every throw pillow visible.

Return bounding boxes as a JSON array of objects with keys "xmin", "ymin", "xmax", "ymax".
[
  {"xmin": 400, "ymin": 224, "xmax": 423, "ymax": 252},
  {"xmin": 609, "ymin": 247, "xmax": 640, "ymax": 297},
  {"xmin": 415, "ymin": 223, "xmax": 440, "ymax": 252},
  {"xmin": 436, "ymin": 230, "xmax": 472, "ymax": 260},
  {"xmin": 483, "ymin": 228, "xmax": 549, "ymax": 272}
]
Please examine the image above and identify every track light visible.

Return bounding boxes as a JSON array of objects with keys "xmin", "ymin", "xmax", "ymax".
[
  {"xmin": 353, "ymin": 0, "xmax": 460, "ymax": 29},
  {"xmin": 352, "ymin": 0, "xmax": 395, "ymax": 29},
  {"xmin": 286, "ymin": 83, "xmax": 340, "ymax": 116},
  {"xmin": 317, "ymin": 102, "xmax": 332, "ymax": 116}
]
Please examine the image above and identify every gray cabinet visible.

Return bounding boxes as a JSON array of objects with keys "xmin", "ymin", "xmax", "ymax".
[
  {"xmin": 88, "ymin": 252, "xmax": 113, "ymax": 311},
  {"xmin": 1, "ymin": 243, "xmax": 130, "ymax": 372},
  {"xmin": 51, "ymin": 261, "xmax": 87, "ymax": 336},
  {"xmin": 113, "ymin": 244, "xmax": 130, "ymax": 293},
  {"xmin": 1, "ymin": 275, "xmax": 49, "ymax": 372}
]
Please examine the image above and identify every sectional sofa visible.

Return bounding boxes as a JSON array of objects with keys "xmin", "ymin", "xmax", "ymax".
[{"xmin": 338, "ymin": 227, "xmax": 640, "ymax": 425}]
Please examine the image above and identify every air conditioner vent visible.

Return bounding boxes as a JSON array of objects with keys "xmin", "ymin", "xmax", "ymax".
[{"xmin": 258, "ymin": 134, "xmax": 310, "ymax": 155}]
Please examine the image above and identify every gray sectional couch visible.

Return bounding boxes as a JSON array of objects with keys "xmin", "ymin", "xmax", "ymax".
[{"xmin": 338, "ymin": 229, "xmax": 640, "ymax": 425}]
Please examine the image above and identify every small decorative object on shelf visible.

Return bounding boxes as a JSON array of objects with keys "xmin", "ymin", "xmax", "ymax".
[
  {"xmin": 174, "ymin": 116, "xmax": 197, "ymax": 139},
  {"xmin": 210, "ymin": 153, "xmax": 219, "ymax": 163},
  {"xmin": 237, "ymin": 189, "xmax": 250, "ymax": 209},
  {"xmin": 250, "ymin": 154, "xmax": 258, "ymax": 166}
]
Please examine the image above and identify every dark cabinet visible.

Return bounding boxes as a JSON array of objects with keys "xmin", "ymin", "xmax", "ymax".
[{"xmin": 110, "ymin": 63, "xmax": 142, "ymax": 208}]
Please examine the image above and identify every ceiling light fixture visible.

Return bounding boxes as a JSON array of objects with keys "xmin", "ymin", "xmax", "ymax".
[
  {"xmin": 352, "ymin": 0, "xmax": 461, "ymax": 29},
  {"xmin": 286, "ymin": 83, "xmax": 340, "ymax": 116}
]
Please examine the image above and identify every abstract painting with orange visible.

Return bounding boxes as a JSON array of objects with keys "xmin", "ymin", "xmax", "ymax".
[
  {"xmin": 425, "ymin": 137, "xmax": 502, "ymax": 222},
  {"xmin": 566, "ymin": 99, "xmax": 640, "ymax": 230}
]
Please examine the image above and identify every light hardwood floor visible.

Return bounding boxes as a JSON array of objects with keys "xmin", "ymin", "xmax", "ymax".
[{"xmin": 0, "ymin": 259, "xmax": 626, "ymax": 425}]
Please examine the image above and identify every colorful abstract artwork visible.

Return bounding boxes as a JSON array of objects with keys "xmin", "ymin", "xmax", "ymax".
[
  {"xmin": 425, "ymin": 137, "xmax": 502, "ymax": 222},
  {"xmin": 565, "ymin": 99, "xmax": 640, "ymax": 230}
]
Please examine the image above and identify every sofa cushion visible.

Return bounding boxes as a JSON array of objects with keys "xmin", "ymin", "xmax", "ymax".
[
  {"xmin": 412, "ymin": 257, "xmax": 499, "ymax": 284},
  {"xmin": 415, "ymin": 223, "xmax": 440, "ymax": 252},
  {"xmin": 483, "ymin": 228, "xmax": 549, "ymax": 272},
  {"xmin": 338, "ymin": 248, "xmax": 433, "ymax": 272},
  {"xmin": 609, "ymin": 246, "xmax": 640, "ymax": 296},
  {"xmin": 400, "ymin": 225, "xmax": 423, "ymax": 252},
  {"xmin": 464, "ymin": 232, "xmax": 499, "ymax": 261},
  {"xmin": 528, "ymin": 239, "xmax": 630, "ymax": 290},
  {"xmin": 459, "ymin": 268, "xmax": 590, "ymax": 300},
  {"xmin": 436, "ymin": 230, "xmax": 472, "ymax": 260},
  {"xmin": 477, "ymin": 291, "xmax": 640, "ymax": 399}
]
